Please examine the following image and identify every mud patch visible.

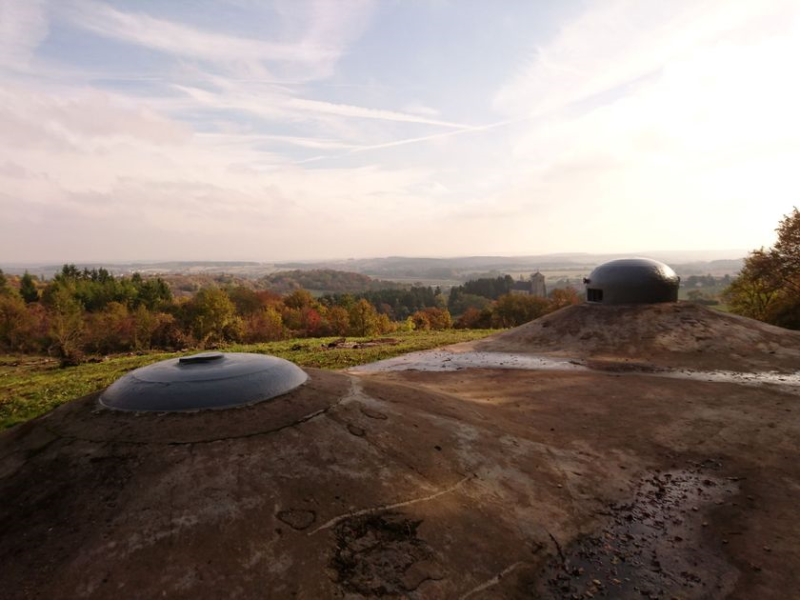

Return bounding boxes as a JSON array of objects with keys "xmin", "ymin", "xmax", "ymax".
[
  {"xmin": 585, "ymin": 359, "xmax": 665, "ymax": 374},
  {"xmin": 538, "ymin": 465, "xmax": 739, "ymax": 599},
  {"xmin": 325, "ymin": 337, "xmax": 400, "ymax": 350},
  {"xmin": 330, "ymin": 511, "xmax": 443, "ymax": 595},
  {"xmin": 276, "ymin": 509, "xmax": 316, "ymax": 531}
]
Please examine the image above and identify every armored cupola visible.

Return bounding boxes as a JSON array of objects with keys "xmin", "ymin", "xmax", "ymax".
[
  {"xmin": 584, "ymin": 258, "xmax": 680, "ymax": 305},
  {"xmin": 99, "ymin": 352, "xmax": 308, "ymax": 412}
]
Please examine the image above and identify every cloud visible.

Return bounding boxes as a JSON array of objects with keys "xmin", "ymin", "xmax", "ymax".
[
  {"xmin": 403, "ymin": 102, "xmax": 441, "ymax": 117},
  {"xmin": 483, "ymin": 0, "xmax": 800, "ymax": 253},
  {"xmin": 174, "ymin": 82, "xmax": 471, "ymax": 128},
  {"xmin": 66, "ymin": 0, "xmax": 374, "ymax": 81},
  {"xmin": 0, "ymin": 78, "xmax": 453, "ymax": 260},
  {"xmin": 2, "ymin": 0, "xmax": 798, "ymax": 261},
  {"xmin": 199, "ymin": 133, "xmax": 359, "ymax": 151},
  {"xmin": 493, "ymin": 0, "xmax": 795, "ymax": 118},
  {"xmin": 0, "ymin": 84, "xmax": 191, "ymax": 151},
  {"xmin": 0, "ymin": 0, "xmax": 49, "ymax": 70},
  {"xmin": 284, "ymin": 97, "xmax": 468, "ymax": 128}
]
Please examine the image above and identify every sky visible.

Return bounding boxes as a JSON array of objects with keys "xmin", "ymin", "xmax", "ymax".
[{"xmin": 1, "ymin": 0, "xmax": 799, "ymax": 263}]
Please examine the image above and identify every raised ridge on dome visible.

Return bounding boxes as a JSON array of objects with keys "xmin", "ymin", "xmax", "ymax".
[
  {"xmin": 99, "ymin": 352, "xmax": 308, "ymax": 412},
  {"xmin": 584, "ymin": 258, "xmax": 679, "ymax": 305}
]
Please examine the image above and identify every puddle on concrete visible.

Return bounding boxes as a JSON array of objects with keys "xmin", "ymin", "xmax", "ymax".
[
  {"xmin": 348, "ymin": 350, "xmax": 585, "ymax": 374},
  {"xmin": 655, "ymin": 368, "xmax": 800, "ymax": 387},
  {"xmin": 349, "ymin": 350, "xmax": 800, "ymax": 389},
  {"xmin": 537, "ymin": 464, "xmax": 739, "ymax": 599}
]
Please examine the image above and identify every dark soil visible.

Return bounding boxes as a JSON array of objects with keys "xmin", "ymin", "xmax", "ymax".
[
  {"xmin": 537, "ymin": 461, "xmax": 739, "ymax": 599},
  {"xmin": 330, "ymin": 512, "xmax": 442, "ymax": 596}
]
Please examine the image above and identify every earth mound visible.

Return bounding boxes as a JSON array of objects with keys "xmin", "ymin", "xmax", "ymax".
[{"xmin": 471, "ymin": 302, "xmax": 800, "ymax": 372}]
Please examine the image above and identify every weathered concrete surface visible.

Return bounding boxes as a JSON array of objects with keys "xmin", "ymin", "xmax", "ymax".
[
  {"xmin": 362, "ymin": 368, "xmax": 800, "ymax": 598},
  {"xmin": 468, "ymin": 302, "xmax": 800, "ymax": 373},
  {"xmin": 2, "ymin": 304, "xmax": 800, "ymax": 599}
]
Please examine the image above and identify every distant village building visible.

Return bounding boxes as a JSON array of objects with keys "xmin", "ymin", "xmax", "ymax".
[{"xmin": 511, "ymin": 272, "xmax": 547, "ymax": 297}]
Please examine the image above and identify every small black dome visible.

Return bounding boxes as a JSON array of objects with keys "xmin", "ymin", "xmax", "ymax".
[
  {"xmin": 584, "ymin": 258, "xmax": 679, "ymax": 305},
  {"xmin": 99, "ymin": 352, "xmax": 308, "ymax": 412}
]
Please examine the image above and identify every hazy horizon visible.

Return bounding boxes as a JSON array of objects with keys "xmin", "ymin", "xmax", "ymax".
[
  {"xmin": 0, "ymin": 249, "xmax": 748, "ymax": 272},
  {"xmin": 2, "ymin": 0, "xmax": 798, "ymax": 262}
]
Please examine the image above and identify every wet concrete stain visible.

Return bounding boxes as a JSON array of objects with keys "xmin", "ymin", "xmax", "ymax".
[
  {"xmin": 350, "ymin": 349, "xmax": 800, "ymax": 390},
  {"xmin": 537, "ymin": 463, "xmax": 739, "ymax": 599},
  {"xmin": 349, "ymin": 350, "xmax": 583, "ymax": 374},
  {"xmin": 329, "ymin": 511, "xmax": 443, "ymax": 596}
]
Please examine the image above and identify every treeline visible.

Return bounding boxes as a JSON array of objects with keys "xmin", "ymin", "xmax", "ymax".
[
  {"xmin": 450, "ymin": 275, "xmax": 515, "ymax": 302},
  {"xmin": 0, "ymin": 266, "xmax": 448, "ymax": 365},
  {"xmin": 724, "ymin": 208, "xmax": 800, "ymax": 329},
  {"xmin": 0, "ymin": 265, "xmax": 581, "ymax": 366},
  {"xmin": 259, "ymin": 269, "xmax": 401, "ymax": 294},
  {"xmin": 447, "ymin": 275, "xmax": 516, "ymax": 314},
  {"xmin": 320, "ymin": 286, "xmax": 444, "ymax": 321},
  {"xmin": 683, "ymin": 274, "xmax": 732, "ymax": 288}
]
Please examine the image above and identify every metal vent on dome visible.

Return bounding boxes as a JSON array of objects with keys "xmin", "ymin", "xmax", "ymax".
[{"xmin": 99, "ymin": 352, "xmax": 308, "ymax": 412}]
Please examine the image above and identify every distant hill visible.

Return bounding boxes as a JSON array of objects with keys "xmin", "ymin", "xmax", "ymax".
[
  {"xmin": 3, "ymin": 252, "xmax": 745, "ymax": 282},
  {"xmin": 0, "ymin": 261, "xmax": 275, "ymax": 279},
  {"xmin": 258, "ymin": 269, "xmax": 403, "ymax": 294},
  {"xmin": 276, "ymin": 253, "xmax": 745, "ymax": 281}
]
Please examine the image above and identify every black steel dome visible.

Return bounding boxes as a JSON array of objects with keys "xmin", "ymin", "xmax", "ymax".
[
  {"xmin": 584, "ymin": 258, "xmax": 680, "ymax": 305},
  {"xmin": 99, "ymin": 352, "xmax": 308, "ymax": 412}
]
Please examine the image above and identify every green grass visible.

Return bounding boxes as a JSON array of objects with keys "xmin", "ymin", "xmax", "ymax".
[{"xmin": 0, "ymin": 329, "xmax": 499, "ymax": 430}]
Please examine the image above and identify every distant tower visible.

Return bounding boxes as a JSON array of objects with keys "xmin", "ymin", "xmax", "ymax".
[{"xmin": 530, "ymin": 272, "xmax": 547, "ymax": 297}]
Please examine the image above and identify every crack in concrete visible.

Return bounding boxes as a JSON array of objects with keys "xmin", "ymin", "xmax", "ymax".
[
  {"xmin": 546, "ymin": 530, "xmax": 567, "ymax": 570},
  {"xmin": 459, "ymin": 561, "xmax": 527, "ymax": 599},
  {"xmin": 308, "ymin": 476, "xmax": 470, "ymax": 536}
]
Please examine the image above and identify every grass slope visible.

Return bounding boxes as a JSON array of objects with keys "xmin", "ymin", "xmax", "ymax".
[{"xmin": 0, "ymin": 329, "xmax": 498, "ymax": 430}]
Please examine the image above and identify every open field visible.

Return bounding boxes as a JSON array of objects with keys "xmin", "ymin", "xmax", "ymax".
[{"xmin": 0, "ymin": 329, "xmax": 499, "ymax": 430}]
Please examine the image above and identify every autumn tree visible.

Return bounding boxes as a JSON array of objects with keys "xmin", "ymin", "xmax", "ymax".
[
  {"xmin": 411, "ymin": 307, "xmax": 452, "ymax": 330},
  {"xmin": 243, "ymin": 306, "xmax": 284, "ymax": 342},
  {"xmin": 725, "ymin": 208, "xmax": 800, "ymax": 328},
  {"xmin": 410, "ymin": 310, "xmax": 431, "ymax": 331},
  {"xmin": 20, "ymin": 272, "xmax": 39, "ymax": 303},
  {"xmin": 300, "ymin": 307, "xmax": 323, "ymax": 336},
  {"xmin": 448, "ymin": 292, "xmax": 491, "ymax": 316},
  {"xmin": 492, "ymin": 294, "xmax": 550, "ymax": 328},
  {"xmin": 189, "ymin": 287, "xmax": 240, "ymax": 346},
  {"xmin": 455, "ymin": 307, "xmax": 482, "ymax": 329},
  {"xmin": 132, "ymin": 304, "xmax": 159, "ymax": 350},
  {"xmin": 376, "ymin": 313, "xmax": 396, "ymax": 334},
  {"xmin": 349, "ymin": 299, "xmax": 379, "ymax": 336},
  {"xmin": 227, "ymin": 286, "xmax": 262, "ymax": 316},
  {"xmin": 548, "ymin": 287, "xmax": 580, "ymax": 311},
  {"xmin": 0, "ymin": 296, "xmax": 31, "ymax": 351},
  {"xmin": 284, "ymin": 289, "xmax": 315, "ymax": 310},
  {"xmin": 0, "ymin": 269, "xmax": 11, "ymax": 297},
  {"xmin": 326, "ymin": 305, "xmax": 350, "ymax": 336},
  {"xmin": 46, "ymin": 285, "xmax": 86, "ymax": 366},
  {"xmin": 85, "ymin": 302, "xmax": 132, "ymax": 354}
]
